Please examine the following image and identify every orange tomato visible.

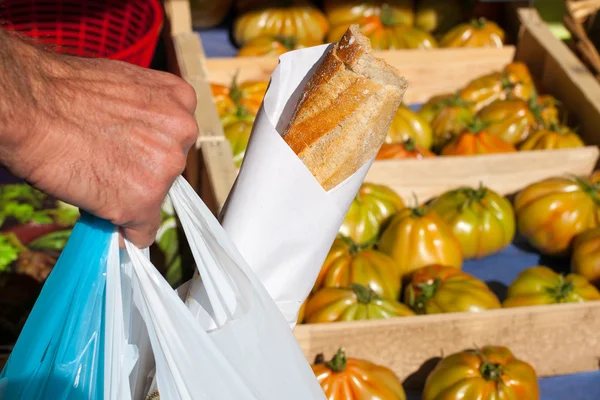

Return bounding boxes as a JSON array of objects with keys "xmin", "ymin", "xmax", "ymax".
[
  {"xmin": 313, "ymin": 238, "xmax": 401, "ymax": 299},
  {"xmin": 441, "ymin": 120, "xmax": 517, "ymax": 156},
  {"xmin": 339, "ymin": 183, "xmax": 405, "ymax": 246},
  {"xmin": 386, "ymin": 105, "xmax": 433, "ymax": 149},
  {"xmin": 233, "ymin": 1, "xmax": 328, "ymax": 46},
  {"xmin": 514, "ymin": 175, "xmax": 600, "ymax": 255},
  {"xmin": 325, "ymin": 0, "xmax": 414, "ymax": 30},
  {"xmin": 376, "ymin": 139, "xmax": 436, "ymax": 160},
  {"xmin": 423, "ymin": 345, "xmax": 539, "ymax": 400},
  {"xmin": 379, "ymin": 205, "xmax": 463, "ymax": 277},
  {"xmin": 312, "ymin": 348, "xmax": 407, "ymax": 400},
  {"xmin": 404, "ymin": 265, "xmax": 501, "ymax": 314},
  {"xmin": 519, "ymin": 125, "xmax": 585, "ymax": 151},
  {"xmin": 304, "ymin": 283, "xmax": 414, "ymax": 323},
  {"xmin": 210, "ymin": 77, "xmax": 269, "ymax": 118},
  {"xmin": 572, "ymin": 227, "xmax": 600, "ymax": 285},
  {"xmin": 236, "ymin": 35, "xmax": 321, "ymax": 57},
  {"xmin": 503, "ymin": 266, "xmax": 600, "ymax": 307},
  {"xmin": 440, "ymin": 17, "xmax": 505, "ymax": 48},
  {"xmin": 476, "ymin": 99, "xmax": 536, "ymax": 145}
]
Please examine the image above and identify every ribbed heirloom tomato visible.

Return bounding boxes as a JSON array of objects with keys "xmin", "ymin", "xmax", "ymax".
[
  {"xmin": 476, "ymin": 99, "xmax": 536, "ymax": 145},
  {"xmin": 571, "ymin": 227, "xmax": 600, "ymax": 285},
  {"xmin": 386, "ymin": 105, "xmax": 433, "ymax": 149},
  {"xmin": 379, "ymin": 205, "xmax": 463, "ymax": 277},
  {"xmin": 304, "ymin": 283, "xmax": 414, "ymax": 323},
  {"xmin": 210, "ymin": 78, "xmax": 269, "ymax": 118},
  {"xmin": 459, "ymin": 62, "xmax": 534, "ymax": 112},
  {"xmin": 440, "ymin": 18, "xmax": 505, "ymax": 48},
  {"xmin": 236, "ymin": 35, "xmax": 320, "ymax": 57},
  {"xmin": 503, "ymin": 266, "xmax": 600, "ymax": 308},
  {"xmin": 430, "ymin": 185, "xmax": 515, "ymax": 259},
  {"xmin": 233, "ymin": 1, "xmax": 329, "ymax": 46},
  {"xmin": 223, "ymin": 116, "xmax": 254, "ymax": 167},
  {"xmin": 422, "ymin": 345, "xmax": 539, "ymax": 400},
  {"xmin": 339, "ymin": 183, "xmax": 405, "ymax": 245},
  {"xmin": 376, "ymin": 139, "xmax": 435, "ymax": 160},
  {"xmin": 514, "ymin": 175, "xmax": 600, "ymax": 255},
  {"xmin": 519, "ymin": 125, "xmax": 584, "ymax": 151},
  {"xmin": 313, "ymin": 237, "xmax": 401, "ymax": 299},
  {"xmin": 404, "ymin": 265, "xmax": 500, "ymax": 314},
  {"xmin": 440, "ymin": 120, "xmax": 517, "ymax": 156},
  {"xmin": 417, "ymin": 93, "xmax": 475, "ymax": 151},
  {"xmin": 312, "ymin": 348, "xmax": 407, "ymax": 400}
]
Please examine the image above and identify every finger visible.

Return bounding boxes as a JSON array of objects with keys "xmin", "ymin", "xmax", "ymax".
[
  {"xmin": 118, "ymin": 232, "xmax": 125, "ymax": 249},
  {"xmin": 121, "ymin": 210, "xmax": 162, "ymax": 249}
]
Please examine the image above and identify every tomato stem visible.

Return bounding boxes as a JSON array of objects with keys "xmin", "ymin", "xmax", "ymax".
[
  {"xmin": 466, "ymin": 117, "xmax": 490, "ymax": 134},
  {"xmin": 277, "ymin": 36, "xmax": 297, "ymax": 51},
  {"xmin": 403, "ymin": 137, "xmax": 417, "ymax": 152},
  {"xmin": 325, "ymin": 348, "xmax": 348, "ymax": 373},
  {"xmin": 229, "ymin": 71, "xmax": 242, "ymax": 105},
  {"xmin": 545, "ymin": 274, "xmax": 575, "ymax": 302},
  {"xmin": 350, "ymin": 283, "xmax": 375, "ymax": 303},
  {"xmin": 379, "ymin": 4, "xmax": 396, "ymax": 27},
  {"xmin": 474, "ymin": 346, "xmax": 503, "ymax": 381},
  {"xmin": 470, "ymin": 17, "xmax": 488, "ymax": 30},
  {"xmin": 408, "ymin": 277, "xmax": 441, "ymax": 314},
  {"xmin": 462, "ymin": 183, "xmax": 487, "ymax": 205}
]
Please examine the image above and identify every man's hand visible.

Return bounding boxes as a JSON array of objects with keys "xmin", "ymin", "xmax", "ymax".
[{"xmin": 0, "ymin": 31, "xmax": 198, "ymax": 248}]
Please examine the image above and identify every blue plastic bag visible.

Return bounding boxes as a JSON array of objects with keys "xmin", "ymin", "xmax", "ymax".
[{"xmin": 0, "ymin": 213, "xmax": 113, "ymax": 400}]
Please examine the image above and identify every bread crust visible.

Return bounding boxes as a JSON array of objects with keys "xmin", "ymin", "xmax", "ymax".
[{"xmin": 282, "ymin": 24, "xmax": 408, "ymax": 190}]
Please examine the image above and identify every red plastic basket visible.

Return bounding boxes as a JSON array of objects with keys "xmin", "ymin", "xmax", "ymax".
[{"xmin": 0, "ymin": 0, "xmax": 164, "ymax": 68}]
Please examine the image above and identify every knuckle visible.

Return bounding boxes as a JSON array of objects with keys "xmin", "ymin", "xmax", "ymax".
[{"xmin": 174, "ymin": 79, "xmax": 197, "ymax": 112}]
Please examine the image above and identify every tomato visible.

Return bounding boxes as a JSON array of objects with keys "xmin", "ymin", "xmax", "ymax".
[
  {"xmin": 418, "ymin": 94, "xmax": 475, "ymax": 151},
  {"xmin": 404, "ymin": 265, "xmax": 500, "ymax": 314},
  {"xmin": 313, "ymin": 237, "xmax": 401, "ymax": 299},
  {"xmin": 210, "ymin": 78, "xmax": 269, "ymax": 117},
  {"xmin": 519, "ymin": 125, "xmax": 585, "ymax": 151},
  {"xmin": 476, "ymin": 99, "xmax": 536, "ymax": 145},
  {"xmin": 571, "ymin": 228, "xmax": 600, "ymax": 285},
  {"xmin": 304, "ymin": 283, "xmax": 415, "ymax": 323},
  {"xmin": 325, "ymin": 0, "xmax": 414, "ymax": 31},
  {"xmin": 440, "ymin": 17, "xmax": 505, "ymax": 48},
  {"xmin": 379, "ymin": 205, "xmax": 463, "ymax": 277},
  {"xmin": 423, "ymin": 345, "xmax": 539, "ymax": 400},
  {"xmin": 339, "ymin": 183, "xmax": 405, "ymax": 245},
  {"xmin": 236, "ymin": 35, "xmax": 320, "ymax": 57},
  {"xmin": 430, "ymin": 185, "xmax": 515, "ymax": 259},
  {"xmin": 459, "ymin": 62, "xmax": 534, "ymax": 112},
  {"xmin": 327, "ymin": 14, "xmax": 438, "ymax": 50},
  {"xmin": 415, "ymin": 0, "xmax": 463, "ymax": 35},
  {"xmin": 312, "ymin": 348, "xmax": 407, "ymax": 400},
  {"xmin": 503, "ymin": 266, "xmax": 600, "ymax": 308},
  {"xmin": 386, "ymin": 105, "xmax": 433, "ymax": 149},
  {"xmin": 440, "ymin": 120, "xmax": 517, "ymax": 156},
  {"xmin": 233, "ymin": 1, "xmax": 328, "ymax": 46},
  {"xmin": 534, "ymin": 94, "xmax": 560, "ymax": 127},
  {"xmin": 514, "ymin": 175, "xmax": 600, "ymax": 255},
  {"xmin": 376, "ymin": 139, "xmax": 436, "ymax": 160},
  {"xmin": 223, "ymin": 115, "xmax": 254, "ymax": 168}
]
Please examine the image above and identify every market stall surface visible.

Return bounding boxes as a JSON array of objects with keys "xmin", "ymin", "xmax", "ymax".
[{"xmin": 196, "ymin": 26, "xmax": 600, "ymax": 400}]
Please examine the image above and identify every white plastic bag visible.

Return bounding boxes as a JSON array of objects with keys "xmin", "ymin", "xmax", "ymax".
[{"xmin": 124, "ymin": 176, "xmax": 326, "ymax": 400}]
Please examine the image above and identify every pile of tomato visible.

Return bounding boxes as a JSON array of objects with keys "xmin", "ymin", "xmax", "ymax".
[{"xmin": 227, "ymin": 0, "xmax": 508, "ymax": 57}]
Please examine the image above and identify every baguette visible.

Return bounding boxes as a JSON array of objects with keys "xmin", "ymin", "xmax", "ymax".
[{"xmin": 282, "ymin": 24, "xmax": 408, "ymax": 190}]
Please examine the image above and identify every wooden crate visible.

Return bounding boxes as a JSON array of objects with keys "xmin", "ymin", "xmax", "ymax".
[
  {"xmin": 168, "ymin": 5, "xmax": 600, "ymax": 388},
  {"xmin": 185, "ymin": 8, "xmax": 600, "ymax": 213}
]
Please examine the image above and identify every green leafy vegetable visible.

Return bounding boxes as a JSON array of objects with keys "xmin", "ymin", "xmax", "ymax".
[
  {"xmin": 29, "ymin": 230, "xmax": 73, "ymax": 251},
  {"xmin": 0, "ymin": 234, "xmax": 22, "ymax": 272}
]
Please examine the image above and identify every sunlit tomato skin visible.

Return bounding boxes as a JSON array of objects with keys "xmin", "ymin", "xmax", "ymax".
[
  {"xmin": 313, "ymin": 238, "xmax": 401, "ymax": 299},
  {"xmin": 404, "ymin": 265, "xmax": 500, "ymax": 314},
  {"xmin": 304, "ymin": 283, "xmax": 415, "ymax": 324},
  {"xmin": 210, "ymin": 79, "xmax": 269, "ymax": 117},
  {"xmin": 571, "ymin": 227, "xmax": 600, "ymax": 285},
  {"xmin": 236, "ymin": 35, "xmax": 320, "ymax": 57},
  {"xmin": 325, "ymin": 0, "xmax": 415, "ymax": 31},
  {"xmin": 476, "ymin": 99, "xmax": 536, "ymax": 145},
  {"xmin": 312, "ymin": 348, "xmax": 407, "ymax": 400},
  {"xmin": 379, "ymin": 206, "xmax": 463, "ymax": 278},
  {"xmin": 534, "ymin": 94, "xmax": 560, "ymax": 127},
  {"xmin": 513, "ymin": 176, "xmax": 600, "ymax": 256},
  {"xmin": 519, "ymin": 126, "xmax": 585, "ymax": 151},
  {"xmin": 440, "ymin": 130, "xmax": 517, "ymax": 156},
  {"xmin": 233, "ymin": 1, "xmax": 329, "ymax": 46},
  {"xmin": 423, "ymin": 345, "xmax": 540, "ymax": 400},
  {"xmin": 503, "ymin": 62, "xmax": 535, "ymax": 102},
  {"xmin": 430, "ymin": 185, "xmax": 515, "ymax": 259},
  {"xmin": 376, "ymin": 139, "xmax": 436, "ymax": 160},
  {"xmin": 386, "ymin": 105, "xmax": 433, "ymax": 149},
  {"xmin": 339, "ymin": 183, "xmax": 405, "ymax": 246},
  {"xmin": 417, "ymin": 94, "xmax": 475, "ymax": 151},
  {"xmin": 327, "ymin": 15, "xmax": 437, "ymax": 50},
  {"xmin": 415, "ymin": 0, "xmax": 463, "ymax": 35},
  {"xmin": 503, "ymin": 266, "xmax": 600, "ymax": 308},
  {"xmin": 440, "ymin": 18, "xmax": 505, "ymax": 48}
]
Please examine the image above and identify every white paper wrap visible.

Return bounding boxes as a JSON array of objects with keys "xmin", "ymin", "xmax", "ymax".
[{"xmin": 185, "ymin": 44, "xmax": 373, "ymax": 326}]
